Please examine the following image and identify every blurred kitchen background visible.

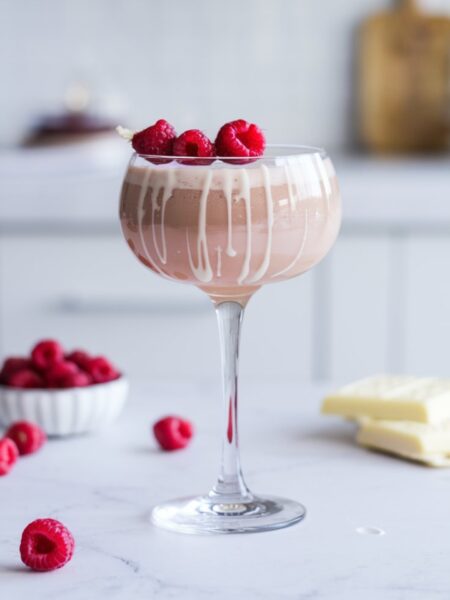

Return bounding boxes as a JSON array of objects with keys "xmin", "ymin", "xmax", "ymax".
[{"xmin": 1, "ymin": 0, "xmax": 450, "ymax": 383}]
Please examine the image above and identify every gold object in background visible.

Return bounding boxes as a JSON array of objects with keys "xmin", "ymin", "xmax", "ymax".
[{"xmin": 358, "ymin": 0, "xmax": 450, "ymax": 153}]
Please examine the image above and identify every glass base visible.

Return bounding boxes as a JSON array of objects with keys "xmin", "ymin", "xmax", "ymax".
[{"xmin": 151, "ymin": 493, "xmax": 306, "ymax": 535}]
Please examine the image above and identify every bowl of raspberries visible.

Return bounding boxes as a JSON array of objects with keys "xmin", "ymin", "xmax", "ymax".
[{"xmin": 0, "ymin": 339, "xmax": 129, "ymax": 436}]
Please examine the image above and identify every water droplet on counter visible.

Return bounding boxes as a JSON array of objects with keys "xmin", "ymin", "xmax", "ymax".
[{"xmin": 356, "ymin": 526, "xmax": 386, "ymax": 536}]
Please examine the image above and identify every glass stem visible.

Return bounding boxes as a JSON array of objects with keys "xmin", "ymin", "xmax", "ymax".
[{"xmin": 210, "ymin": 301, "xmax": 252, "ymax": 503}]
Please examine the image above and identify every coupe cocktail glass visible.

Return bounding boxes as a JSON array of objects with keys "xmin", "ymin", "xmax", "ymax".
[{"xmin": 120, "ymin": 146, "xmax": 341, "ymax": 534}]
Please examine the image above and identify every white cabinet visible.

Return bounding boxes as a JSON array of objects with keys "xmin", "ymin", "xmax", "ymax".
[
  {"xmin": 242, "ymin": 271, "xmax": 314, "ymax": 380},
  {"xmin": 328, "ymin": 232, "xmax": 450, "ymax": 381},
  {"xmin": 404, "ymin": 236, "xmax": 450, "ymax": 376},
  {"xmin": 0, "ymin": 234, "xmax": 214, "ymax": 379},
  {"xmin": 329, "ymin": 234, "xmax": 391, "ymax": 381},
  {"xmin": 5, "ymin": 230, "xmax": 450, "ymax": 384},
  {"xmin": 0, "ymin": 234, "xmax": 314, "ymax": 380},
  {"xmin": 2, "ymin": 230, "xmax": 450, "ymax": 383}
]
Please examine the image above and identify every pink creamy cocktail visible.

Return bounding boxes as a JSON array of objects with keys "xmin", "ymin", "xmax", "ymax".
[
  {"xmin": 119, "ymin": 142, "xmax": 341, "ymax": 535},
  {"xmin": 120, "ymin": 150, "xmax": 341, "ymax": 305}
]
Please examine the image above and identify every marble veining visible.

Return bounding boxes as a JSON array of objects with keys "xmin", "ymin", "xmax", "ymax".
[{"xmin": 1, "ymin": 380, "xmax": 449, "ymax": 599}]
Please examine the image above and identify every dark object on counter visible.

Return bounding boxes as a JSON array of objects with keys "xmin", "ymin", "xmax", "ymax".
[
  {"xmin": 24, "ymin": 81, "xmax": 118, "ymax": 147},
  {"xmin": 358, "ymin": 0, "xmax": 450, "ymax": 154},
  {"xmin": 25, "ymin": 112, "xmax": 115, "ymax": 147}
]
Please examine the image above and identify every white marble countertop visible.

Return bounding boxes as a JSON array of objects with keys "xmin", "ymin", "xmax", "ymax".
[{"xmin": 2, "ymin": 379, "xmax": 450, "ymax": 599}]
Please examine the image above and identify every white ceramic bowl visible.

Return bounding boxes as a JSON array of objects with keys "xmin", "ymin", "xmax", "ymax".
[{"xmin": 0, "ymin": 377, "xmax": 129, "ymax": 436}]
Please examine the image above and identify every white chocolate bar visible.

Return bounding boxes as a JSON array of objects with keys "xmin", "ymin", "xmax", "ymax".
[
  {"xmin": 322, "ymin": 375, "xmax": 450, "ymax": 424},
  {"xmin": 357, "ymin": 419, "xmax": 450, "ymax": 467}
]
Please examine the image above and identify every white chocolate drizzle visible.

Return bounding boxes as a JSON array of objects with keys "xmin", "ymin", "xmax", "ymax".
[
  {"xmin": 272, "ymin": 208, "xmax": 309, "ymax": 278},
  {"xmin": 247, "ymin": 164, "xmax": 274, "ymax": 284},
  {"xmin": 237, "ymin": 169, "xmax": 252, "ymax": 285},
  {"xmin": 287, "ymin": 159, "xmax": 303, "ymax": 207},
  {"xmin": 223, "ymin": 170, "xmax": 237, "ymax": 257},
  {"xmin": 284, "ymin": 164, "xmax": 296, "ymax": 211},
  {"xmin": 137, "ymin": 169, "xmax": 164, "ymax": 275},
  {"xmin": 123, "ymin": 155, "xmax": 340, "ymax": 289},
  {"xmin": 151, "ymin": 169, "xmax": 174, "ymax": 264},
  {"xmin": 186, "ymin": 170, "xmax": 213, "ymax": 283},
  {"xmin": 216, "ymin": 246, "xmax": 223, "ymax": 278},
  {"xmin": 313, "ymin": 153, "xmax": 332, "ymax": 212}
]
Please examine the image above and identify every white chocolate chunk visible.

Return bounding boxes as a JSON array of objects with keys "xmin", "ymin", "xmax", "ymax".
[
  {"xmin": 116, "ymin": 125, "xmax": 134, "ymax": 141},
  {"xmin": 322, "ymin": 375, "xmax": 450, "ymax": 424},
  {"xmin": 357, "ymin": 419, "xmax": 450, "ymax": 467}
]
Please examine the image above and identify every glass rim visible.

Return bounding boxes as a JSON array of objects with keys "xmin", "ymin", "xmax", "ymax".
[{"xmin": 132, "ymin": 143, "xmax": 327, "ymax": 162}]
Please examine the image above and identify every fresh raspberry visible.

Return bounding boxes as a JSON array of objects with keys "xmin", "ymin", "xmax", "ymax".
[
  {"xmin": 65, "ymin": 350, "xmax": 91, "ymax": 371},
  {"xmin": 153, "ymin": 416, "xmax": 194, "ymax": 451},
  {"xmin": 84, "ymin": 356, "xmax": 120, "ymax": 384},
  {"xmin": 0, "ymin": 438, "xmax": 19, "ymax": 476},
  {"xmin": 20, "ymin": 518, "xmax": 75, "ymax": 572},
  {"xmin": 8, "ymin": 369, "xmax": 45, "ymax": 389},
  {"xmin": 215, "ymin": 119, "xmax": 266, "ymax": 163},
  {"xmin": 0, "ymin": 357, "xmax": 31, "ymax": 383},
  {"xmin": 6, "ymin": 421, "xmax": 47, "ymax": 456},
  {"xmin": 173, "ymin": 129, "xmax": 215, "ymax": 165},
  {"xmin": 31, "ymin": 340, "xmax": 64, "ymax": 371},
  {"xmin": 131, "ymin": 119, "xmax": 176, "ymax": 162},
  {"xmin": 60, "ymin": 371, "xmax": 92, "ymax": 388},
  {"xmin": 45, "ymin": 361, "xmax": 79, "ymax": 388}
]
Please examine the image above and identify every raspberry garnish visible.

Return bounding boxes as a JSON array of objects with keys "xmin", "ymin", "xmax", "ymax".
[
  {"xmin": 85, "ymin": 356, "xmax": 120, "ymax": 384},
  {"xmin": 0, "ymin": 438, "xmax": 19, "ymax": 476},
  {"xmin": 215, "ymin": 119, "xmax": 265, "ymax": 163},
  {"xmin": 173, "ymin": 129, "xmax": 215, "ymax": 165},
  {"xmin": 153, "ymin": 416, "xmax": 194, "ymax": 451},
  {"xmin": 0, "ymin": 357, "xmax": 31, "ymax": 383},
  {"xmin": 20, "ymin": 518, "xmax": 75, "ymax": 572},
  {"xmin": 65, "ymin": 350, "xmax": 91, "ymax": 371},
  {"xmin": 31, "ymin": 340, "xmax": 64, "ymax": 371},
  {"xmin": 6, "ymin": 421, "xmax": 47, "ymax": 456},
  {"xmin": 131, "ymin": 119, "xmax": 176, "ymax": 161},
  {"xmin": 8, "ymin": 369, "xmax": 45, "ymax": 389}
]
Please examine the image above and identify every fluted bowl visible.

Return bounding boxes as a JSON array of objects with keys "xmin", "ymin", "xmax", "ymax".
[{"xmin": 0, "ymin": 376, "xmax": 129, "ymax": 436}]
